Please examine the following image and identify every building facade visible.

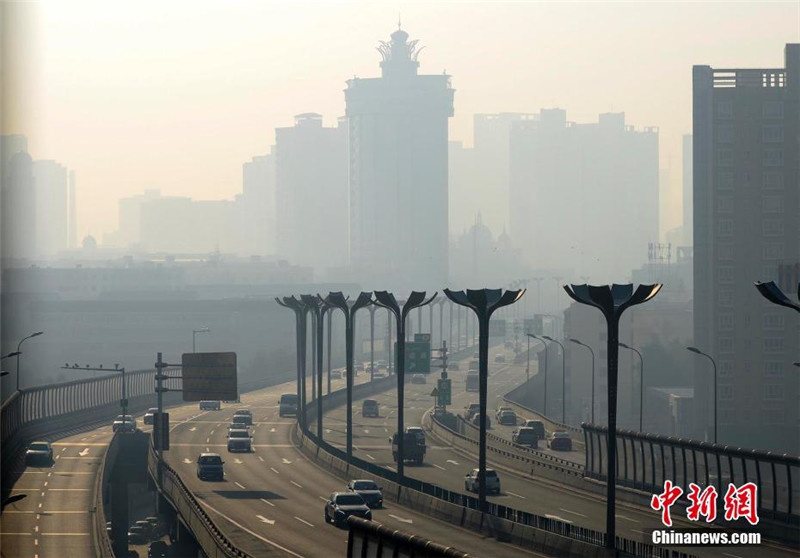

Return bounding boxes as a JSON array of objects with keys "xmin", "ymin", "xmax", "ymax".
[
  {"xmin": 345, "ymin": 27, "xmax": 454, "ymax": 289},
  {"xmin": 241, "ymin": 152, "xmax": 276, "ymax": 257},
  {"xmin": 693, "ymin": 44, "xmax": 799, "ymax": 452}
]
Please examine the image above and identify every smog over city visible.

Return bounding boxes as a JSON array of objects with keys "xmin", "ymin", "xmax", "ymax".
[{"xmin": 1, "ymin": 2, "xmax": 798, "ymax": 558}]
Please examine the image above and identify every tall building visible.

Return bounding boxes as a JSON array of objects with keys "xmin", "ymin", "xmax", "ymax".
[
  {"xmin": 345, "ymin": 27, "xmax": 454, "ymax": 289},
  {"xmin": 682, "ymin": 134, "xmax": 693, "ymax": 247},
  {"xmin": 32, "ymin": 159, "xmax": 69, "ymax": 258},
  {"xmin": 510, "ymin": 109, "xmax": 659, "ymax": 283},
  {"xmin": 241, "ymin": 151, "xmax": 276, "ymax": 257},
  {"xmin": 275, "ymin": 113, "xmax": 347, "ymax": 275},
  {"xmin": 693, "ymin": 44, "xmax": 799, "ymax": 452},
  {"xmin": 1, "ymin": 147, "xmax": 36, "ymax": 260}
]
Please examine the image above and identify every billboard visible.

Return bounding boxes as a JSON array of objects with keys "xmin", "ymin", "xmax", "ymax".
[{"xmin": 181, "ymin": 352, "xmax": 238, "ymax": 401}]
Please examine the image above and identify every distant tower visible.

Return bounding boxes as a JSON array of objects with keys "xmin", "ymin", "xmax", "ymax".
[{"xmin": 345, "ymin": 27, "xmax": 455, "ymax": 289}]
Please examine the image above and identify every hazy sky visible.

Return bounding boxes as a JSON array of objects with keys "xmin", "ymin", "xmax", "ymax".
[{"xmin": 3, "ymin": 1, "xmax": 798, "ymax": 241}]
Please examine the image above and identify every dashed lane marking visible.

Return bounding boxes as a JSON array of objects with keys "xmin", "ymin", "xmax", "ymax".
[
  {"xmin": 388, "ymin": 514, "xmax": 413, "ymax": 524},
  {"xmin": 234, "ymin": 482, "xmax": 247, "ymax": 489},
  {"xmin": 294, "ymin": 517, "xmax": 314, "ymax": 527},
  {"xmin": 270, "ymin": 467, "xmax": 280, "ymax": 474},
  {"xmin": 432, "ymin": 464, "xmax": 446, "ymax": 470},
  {"xmin": 259, "ymin": 498, "xmax": 275, "ymax": 507},
  {"xmin": 559, "ymin": 508, "xmax": 587, "ymax": 517},
  {"xmin": 507, "ymin": 491, "xmax": 526, "ymax": 499},
  {"xmin": 290, "ymin": 481, "xmax": 303, "ymax": 489}
]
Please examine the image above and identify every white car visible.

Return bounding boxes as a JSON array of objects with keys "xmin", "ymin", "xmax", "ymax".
[
  {"xmin": 464, "ymin": 468, "xmax": 500, "ymax": 494},
  {"xmin": 112, "ymin": 415, "xmax": 137, "ymax": 433}
]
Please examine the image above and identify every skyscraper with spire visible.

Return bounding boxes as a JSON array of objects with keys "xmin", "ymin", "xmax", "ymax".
[{"xmin": 345, "ymin": 26, "xmax": 454, "ymax": 289}]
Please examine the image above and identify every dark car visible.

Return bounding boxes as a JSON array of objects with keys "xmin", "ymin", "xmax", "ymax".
[
  {"xmin": 324, "ymin": 492, "xmax": 372, "ymax": 527},
  {"xmin": 25, "ymin": 441, "xmax": 54, "ymax": 466},
  {"xmin": 523, "ymin": 420, "xmax": 547, "ymax": 440},
  {"xmin": 279, "ymin": 394, "xmax": 297, "ymax": 417},
  {"xmin": 411, "ymin": 374, "xmax": 426, "ymax": 384},
  {"xmin": 226, "ymin": 429, "xmax": 252, "ymax": 452},
  {"xmin": 548, "ymin": 431, "xmax": 573, "ymax": 451},
  {"xmin": 196, "ymin": 453, "xmax": 224, "ymax": 480},
  {"xmin": 346, "ymin": 479, "xmax": 383, "ymax": 508},
  {"xmin": 512, "ymin": 427, "xmax": 539, "ymax": 448},
  {"xmin": 471, "ymin": 414, "xmax": 491, "ymax": 429},
  {"xmin": 362, "ymin": 399, "xmax": 379, "ymax": 418},
  {"xmin": 148, "ymin": 541, "xmax": 169, "ymax": 558},
  {"xmin": 232, "ymin": 409, "xmax": 253, "ymax": 425},
  {"xmin": 143, "ymin": 408, "xmax": 158, "ymax": 425},
  {"xmin": 128, "ymin": 525, "xmax": 148, "ymax": 545},
  {"xmin": 498, "ymin": 410, "xmax": 517, "ymax": 426},
  {"xmin": 199, "ymin": 400, "xmax": 221, "ymax": 411}
]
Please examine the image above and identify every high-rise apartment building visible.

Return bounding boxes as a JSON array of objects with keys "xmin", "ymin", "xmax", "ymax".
[
  {"xmin": 32, "ymin": 159, "xmax": 68, "ymax": 258},
  {"xmin": 345, "ymin": 27, "xmax": 454, "ymax": 289},
  {"xmin": 242, "ymin": 152, "xmax": 276, "ymax": 257},
  {"xmin": 275, "ymin": 113, "xmax": 347, "ymax": 276},
  {"xmin": 510, "ymin": 110, "xmax": 659, "ymax": 283},
  {"xmin": 682, "ymin": 135, "xmax": 693, "ymax": 247},
  {"xmin": 693, "ymin": 44, "xmax": 799, "ymax": 452}
]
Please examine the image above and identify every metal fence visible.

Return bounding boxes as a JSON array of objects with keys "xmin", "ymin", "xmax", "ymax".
[{"xmin": 583, "ymin": 424, "xmax": 800, "ymax": 523}]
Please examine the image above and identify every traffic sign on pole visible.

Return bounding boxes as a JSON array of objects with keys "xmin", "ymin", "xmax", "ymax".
[
  {"xmin": 181, "ymin": 352, "xmax": 238, "ymax": 401},
  {"xmin": 437, "ymin": 378, "xmax": 452, "ymax": 406}
]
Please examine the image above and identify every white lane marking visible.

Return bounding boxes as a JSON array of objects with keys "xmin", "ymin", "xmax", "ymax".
[
  {"xmin": 48, "ymin": 488, "xmax": 89, "ymax": 491},
  {"xmin": 559, "ymin": 508, "xmax": 587, "ymax": 517},
  {"xmin": 545, "ymin": 514, "xmax": 572, "ymax": 523},
  {"xmin": 43, "ymin": 482, "xmax": 48, "ymax": 487},
  {"xmin": 722, "ymin": 553, "xmax": 744, "ymax": 558},
  {"xmin": 507, "ymin": 491, "xmax": 527, "ymax": 499},
  {"xmin": 270, "ymin": 428, "xmax": 276, "ymax": 433},
  {"xmin": 189, "ymin": 427, "xmax": 197, "ymax": 432},
  {"xmin": 257, "ymin": 515, "xmax": 275, "ymax": 525},
  {"xmin": 363, "ymin": 429, "xmax": 370, "ymax": 434},
  {"xmin": 77, "ymin": 448, "xmax": 90, "ymax": 456},
  {"xmin": 366, "ymin": 454, "xmax": 376, "ymax": 461},
  {"xmin": 234, "ymin": 482, "xmax": 247, "ymax": 489},
  {"xmin": 34, "ymin": 525, "xmax": 39, "ymax": 533},
  {"xmin": 616, "ymin": 514, "xmax": 639, "ymax": 523},
  {"xmin": 446, "ymin": 460, "xmax": 460, "ymax": 466},
  {"xmin": 432, "ymin": 464, "xmax": 446, "ymax": 470},
  {"xmin": 388, "ymin": 514, "xmax": 413, "ymax": 524},
  {"xmin": 294, "ymin": 516, "xmax": 314, "ymax": 527},
  {"xmin": 258, "ymin": 456, "xmax": 264, "ymax": 462},
  {"xmin": 259, "ymin": 498, "xmax": 275, "ymax": 507},
  {"xmin": 61, "ymin": 448, "xmax": 66, "ymax": 452},
  {"xmin": 318, "ymin": 496, "xmax": 328, "ymax": 502},
  {"xmin": 210, "ymin": 430, "xmax": 215, "ymax": 435},
  {"xmin": 196, "ymin": 500, "xmax": 304, "ymax": 558},
  {"xmin": 290, "ymin": 481, "xmax": 303, "ymax": 489},
  {"xmin": 233, "ymin": 458, "xmax": 243, "ymax": 464},
  {"xmin": 281, "ymin": 458, "xmax": 292, "ymax": 464},
  {"xmin": 206, "ymin": 438, "xmax": 210, "ymax": 444},
  {"xmin": 41, "ymin": 492, "xmax": 45, "ymax": 497},
  {"xmin": 270, "ymin": 467, "xmax": 280, "ymax": 474},
  {"xmin": 0, "ymin": 532, "xmax": 33, "ymax": 536},
  {"xmin": 183, "ymin": 458, "xmax": 192, "ymax": 464}
]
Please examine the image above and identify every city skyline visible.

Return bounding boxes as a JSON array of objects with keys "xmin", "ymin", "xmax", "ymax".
[{"xmin": 3, "ymin": 2, "xmax": 797, "ymax": 240}]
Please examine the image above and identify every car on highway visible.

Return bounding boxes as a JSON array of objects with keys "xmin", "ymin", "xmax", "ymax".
[
  {"xmin": 498, "ymin": 410, "xmax": 517, "ymax": 426},
  {"xmin": 504, "ymin": 340, "xmax": 514, "ymax": 349},
  {"xmin": 25, "ymin": 441, "xmax": 53, "ymax": 466},
  {"xmin": 128, "ymin": 524, "xmax": 148, "ymax": 545},
  {"xmin": 143, "ymin": 407, "xmax": 158, "ymax": 425},
  {"xmin": 494, "ymin": 353, "xmax": 506, "ymax": 363},
  {"xmin": 279, "ymin": 393, "xmax": 298, "ymax": 417},
  {"xmin": 494, "ymin": 406, "xmax": 512, "ymax": 420},
  {"xmin": 362, "ymin": 399, "xmax": 379, "ymax": 418},
  {"xmin": 411, "ymin": 374, "xmax": 427, "ymax": 384},
  {"xmin": 324, "ymin": 492, "xmax": 372, "ymax": 527},
  {"xmin": 449, "ymin": 361, "xmax": 459, "ymax": 371},
  {"xmin": 390, "ymin": 432, "xmax": 425, "ymax": 465},
  {"xmin": 147, "ymin": 541, "xmax": 169, "ymax": 558},
  {"xmin": 199, "ymin": 401, "xmax": 221, "ymax": 411},
  {"xmin": 466, "ymin": 372, "xmax": 479, "ymax": 392},
  {"xmin": 512, "ymin": 427, "xmax": 539, "ymax": 448},
  {"xmin": 196, "ymin": 453, "xmax": 225, "ymax": 480},
  {"xmin": 523, "ymin": 420, "xmax": 546, "ymax": 441},
  {"xmin": 112, "ymin": 415, "xmax": 137, "ymax": 433},
  {"xmin": 134, "ymin": 519, "xmax": 155, "ymax": 540},
  {"xmin": 232, "ymin": 409, "xmax": 253, "ymax": 425},
  {"xmin": 226, "ymin": 429, "xmax": 252, "ymax": 452},
  {"xmin": 346, "ymin": 479, "xmax": 383, "ymax": 508},
  {"xmin": 228, "ymin": 420, "xmax": 250, "ymax": 432},
  {"xmin": 405, "ymin": 426, "xmax": 426, "ymax": 447},
  {"xmin": 465, "ymin": 403, "xmax": 480, "ymax": 420},
  {"xmin": 548, "ymin": 431, "xmax": 573, "ymax": 451},
  {"xmin": 330, "ymin": 369, "xmax": 342, "ymax": 380},
  {"xmin": 471, "ymin": 414, "xmax": 491, "ymax": 429},
  {"xmin": 464, "ymin": 468, "xmax": 500, "ymax": 494}
]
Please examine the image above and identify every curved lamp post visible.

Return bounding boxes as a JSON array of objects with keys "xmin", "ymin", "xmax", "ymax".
[
  {"xmin": 526, "ymin": 334, "xmax": 548, "ymax": 416},
  {"xmin": 686, "ymin": 346, "xmax": 717, "ymax": 444},
  {"xmin": 444, "ymin": 288, "xmax": 525, "ymax": 516},
  {"xmin": 542, "ymin": 335, "xmax": 566, "ymax": 424},
  {"xmin": 16, "ymin": 331, "xmax": 43, "ymax": 392},
  {"xmin": 367, "ymin": 305, "xmax": 378, "ymax": 383},
  {"xmin": 372, "ymin": 291, "xmax": 435, "ymax": 483},
  {"xmin": 569, "ymin": 338, "xmax": 595, "ymax": 424},
  {"xmin": 324, "ymin": 292, "xmax": 373, "ymax": 462},
  {"xmin": 563, "ymin": 283, "xmax": 661, "ymax": 549},
  {"xmin": 301, "ymin": 295, "xmax": 331, "ymax": 441},
  {"xmin": 619, "ymin": 342, "xmax": 644, "ymax": 432},
  {"xmin": 275, "ymin": 296, "xmax": 309, "ymax": 431},
  {"xmin": 754, "ymin": 281, "xmax": 800, "ymax": 314}
]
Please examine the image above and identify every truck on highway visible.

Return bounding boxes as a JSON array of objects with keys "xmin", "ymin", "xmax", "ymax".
[
  {"xmin": 468, "ymin": 359, "xmax": 479, "ymax": 372},
  {"xmin": 466, "ymin": 372, "xmax": 479, "ymax": 392},
  {"xmin": 390, "ymin": 432, "xmax": 425, "ymax": 465}
]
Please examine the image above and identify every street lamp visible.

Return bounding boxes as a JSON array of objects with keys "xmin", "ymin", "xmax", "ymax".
[
  {"xmin": 687, "ymin": 346, "xmax": 717, "ymax": 444},
  {"xmin": 16, "ymin": 331, "xmax": 43, "ymax": 391},
  {"xmin": 301, "ymin": 295, "xmax": 331, "ymax": 441},
  {"xmin": 569, "ymin": 338, "xmax": 595, "ymax": 424},
  {"xmin": 192, "ymin": 327, "xmax": 210, "ymax": 353},
  {"xmin": 542, "ymin": 335, "xmax": 566, "ymax": 424},
  {"xmin": 619, "ymin": 342, "xmax": 644, "ymax": 432},
  {"xmin": 563, "ymin": 282, "xmax": 662, "ymax": 549},
  {"xmin": 444, "ymin": 288, "xmax": 525, "ymax": 517},
  {"xmin": 526, "ymin": 334, "xmax": 547, "ymax": 416},
  {"xmin": 754, "ymin": 281, "xmax": 800, "ymax": 314},
  {"xmin": 275, "ymin": 296, "xmax": 309, "ymax": 431}
]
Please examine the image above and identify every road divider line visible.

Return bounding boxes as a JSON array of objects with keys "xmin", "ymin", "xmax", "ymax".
[
  {"xmin": 290, "ymin": 481, "xmax": 303, "ymax": 489},
  {"xmin": 366, "ymin": 454, "xmax": 376, "ymax": 461},
  {"xmin": 294, "ymin": 516, "xmax": 314, "ymax": 527},
  {"xmin": 259, "ymin": 498, "xmax": 275, "ymax": 507},
  {"xmin": 270, "ymin": 467, "xmax": 280, "ymax": 474},
  {"xmin": 559, "ymin": 508, "xmax": 587, "ymax": 517},
  {"xmin": 506, "ymin": 491, "xmax": 527, "ymax": 499},
  {"xmin": 432, "ymin": 464, "xmax": 446, "ymax": 470},
  {"xmin": 234, "ymin": 482, "xmax": 247, "ymax": 489},
  {"xmin": 388, "ymin": 514, "xmax": 413, "ymax": 524}
]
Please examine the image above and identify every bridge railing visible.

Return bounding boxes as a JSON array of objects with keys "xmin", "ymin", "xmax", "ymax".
[{"xmin": 583, "ymin": 424, "xmax": 800, "ymax": 523}]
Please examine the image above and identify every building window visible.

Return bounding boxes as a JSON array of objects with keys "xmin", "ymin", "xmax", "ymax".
[
  {"xmin": 764, "ymin": 410, "xmax": 784, "ymax": 425},
  {"xmin": 718, "ymin": 313, "xmax": 734, "ymax": 330},
  {"xmin": 763, "ymin": 314, "xmax": 785, "ymax": 330},
  {"xmin": 762, "ymin": 195, "xmax": 784, "ymax": 213},
  {"xmin": 762, "ymin": 100, "xmax": 784, "ymax": 119},
  {"xmin": 718, "ymin": 337, "xmax": 734, "ymax": 354},
  {"xmin": 716, "ymin": 244, "xmax": 733, "ymax": 260},
  {"xmin": 762, "ymin": 125, "xmax": 784, "ymax": 143},
  {"xmin": 763, "ymin": 384, "xmax": 784, "ymax": 401},
  {"xmin": 763, "ymin": 361, "xmax": 785, "ymax": 378},
  {"xmin": 719, "ymin": 384, "xmax": 734, "ymax": 401},
  {"xmin": 716, "ymin": 172, "xmax": 734, "ymax": 190},
  {"xmin": 717, "ymin": 219, "xmax": 733, "ymax": 237},
  {"xmin": 716, "ymin": 196, "xmax": 733, "ymax": 213},
  {"xmin": 762, "ymin": 243, "xmax": 784, "ymax": 260},
  {"xmin": 763, "ymin": 337, "xmax": 784, "ymax": 354},
  {"xmin": 717, "ymin": 150, "xmax": 733, "ymax": 166},
  {"xmin": 762, "ymin": 172, "xmax": 784, "ymax": 190},
  {"xmin": 762, "ymin": 219, "xmax": 784, "ymax": 237},
  {"xmin": 717, "ymin": 266, "xmax": 734, "ymax": 285},
  {"xmin": 763, "ymin": 149, "xmax": 784, "ymax": 167},
  {"xmin": 717, "ymin": 100, "xmax": 733, "ymax": 119},
  {"xmin": 718, "ymin": 290, "xmax": 734, "ymax": 307},
  {"xmin": 719, "ymin": 361, "xmax": 734, "ymax": 378},
  {"xmin": 716, "ymin": 123, "xmax": 733, "ymax": 143}
]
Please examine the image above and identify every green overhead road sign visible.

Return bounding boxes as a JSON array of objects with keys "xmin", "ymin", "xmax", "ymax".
[{"xmin": 395, "ymin": 341, "xmax": 430, "ymax": 373}]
